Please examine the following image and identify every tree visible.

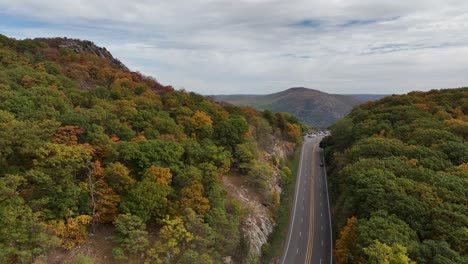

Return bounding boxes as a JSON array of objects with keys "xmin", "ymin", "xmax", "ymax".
[
  {"xmin": 89, "ymin": 162, "xmax": 119, "ymax": 221},
  {"xmin": 214, "ymin": 115, "xmax": 248, "ymax": 151},
  {"xmin": 412, "ymin": 240, "xmax": 466, "ymax": 264},
  {"xmin": 179, "ymin": 181, "xmax": 211, "ymax": 215},
  {"xmin": 363, "ymin": 241, "xmax": 415, "ymax": 264},
  {"xmin": 336, "ymin": 216, "xmax": 359, "ymax": 264},
  {"xmin": 113, "ymin": 214, "xmax": 149, "ymax": 254},
  {"xmin": 114, "ymin": 140, "xmax": 184, "ymax": 173},
  {"xmin": 146, "ymin": 216, "xmax": 193, "ymax": 263},
  {"xmin": 234, "ymin": 141, "xmax": 259, "ymax": 174},
  {"xmin": 182, "ymin": 208, "xmax": 216, "ymax": 253},
  {"xmin": 246, "ymin": 160, "xmax": 273, "ymax": 196},
  {"xmin": 192, "ymin": 110, "xmax": 214, "ymax": 139},
  {"xmin": 283, "ymin": 123, "xmax": 301, "ymax": 142},
  {"xmin": 52, "ymin": 126, "xmax": 85, "ymax": 145},
  {"xmin": 144, "ymin": 165, "xmax": 172, "ymax": 186},
  {"xmin": 357, "ymin": 211, "xmax": 418, "ymax": 250},
  {"xmin": 177, "ymin": 250, "xmax": 214, "ymax": 264},
  {"xmin": 205, "ymin": 208, "xmax": 240, "ymax": 257},
  {"xmin": 120, "ymin": 178, "xmax": 171, "ymax": 222},
  {"xmin": 104, "ymin": 162, "xmax": 135, "ymax": 194},
  {"xmin": 0, "ymin": 174, "xmax": 59, "ymax": 263},
  {"xmin": 32, "ymin": 143, "xmax": 93, "ymax": 219},
  {"xmin": 48, "ymin": 215, "xmax": 92, "ymax": 250}
]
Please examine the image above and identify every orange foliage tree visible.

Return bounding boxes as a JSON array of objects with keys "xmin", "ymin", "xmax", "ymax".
[
  {"xmin": 53, "ymin": 126, "xmax": 85, "ymax": 145},
  {"xmin": 179, "ymin": 181, "xmax": 210, "ymax": 215},
  {"xmin": 144, "ymin": 165, "xmax": 172, "ymax": 186},
  {"xmin": 335, "ymin": 216, "xmax": 359, "ymax": 264}
]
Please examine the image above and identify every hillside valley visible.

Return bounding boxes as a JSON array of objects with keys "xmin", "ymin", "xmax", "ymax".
[
  {"xmin": 1, "ymin": 33, "xmax": 467, "ymax": 264},
  {"xmin": 212, "ymin": 88, "xmax": 387, "ymax": 128},
  {"xmin": 2, "ymin": 0, "xmax": 468, "ymax": 263}
]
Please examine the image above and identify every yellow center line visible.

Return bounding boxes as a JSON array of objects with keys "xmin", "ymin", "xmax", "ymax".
[{"xmin": 305, "ymin": 143, "xmax": 317, "ymax": 264}]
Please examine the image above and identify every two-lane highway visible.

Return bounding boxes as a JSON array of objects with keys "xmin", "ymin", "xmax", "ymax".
[{"xmin": 281, "ymin": 136, "xmax": 332, "ymax": 264}]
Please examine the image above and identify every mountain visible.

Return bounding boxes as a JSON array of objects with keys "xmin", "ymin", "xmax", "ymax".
[
  {"xmin": 213, "ymin": 87, "xmax": 365, "ymax": 128},
  {"xmin": 0, "ymin": 34, "xmax": 303, "ymax": 263}
]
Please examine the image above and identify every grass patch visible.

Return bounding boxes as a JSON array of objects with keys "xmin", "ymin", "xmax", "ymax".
[{"xmin": 260, "ymin": 142, "xmax": 303, "ymax": 263}]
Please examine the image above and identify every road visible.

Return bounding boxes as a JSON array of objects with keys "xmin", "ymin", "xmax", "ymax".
[{"xmin": 281, "ymin": 136, "xmax": 333, "ymax": 264}]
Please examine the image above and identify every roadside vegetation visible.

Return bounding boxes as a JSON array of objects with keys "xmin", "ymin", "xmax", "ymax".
[
  {"xmin": 260, "ymin": 142, "xmax": 303, "ymax": 263},
  {"xmin": 322, "ymin": 88, "xmax": 468, "ymax": 263}
]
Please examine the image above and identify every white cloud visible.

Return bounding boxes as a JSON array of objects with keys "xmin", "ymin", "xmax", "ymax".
[{"xmin": 1, "ymin": 0, "xmax": 468, "ymax": 94}]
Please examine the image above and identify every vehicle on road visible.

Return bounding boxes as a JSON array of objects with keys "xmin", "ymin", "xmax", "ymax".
[{"xmin": 319, "ymin": 162, "xmax": 324, "ymax": 167}]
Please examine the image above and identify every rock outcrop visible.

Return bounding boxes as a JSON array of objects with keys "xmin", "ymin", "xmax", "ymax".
[
  {"xmin": 35, "ymin": 37, "xmax": 129, "ymax": 71},
  {"xmin": 223, "ymin": 139, "xmax": 295, "ymax": 261}
]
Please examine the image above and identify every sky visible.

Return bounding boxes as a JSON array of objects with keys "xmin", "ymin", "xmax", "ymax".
[{"xmin": 1, "ymin": 0, "xmax": 468, "ymax": 95}]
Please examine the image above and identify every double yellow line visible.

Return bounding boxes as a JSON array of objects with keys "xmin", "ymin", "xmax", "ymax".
[{"xmin": 304, "ymin": 143, "xmax": 317, "ymax": 263}]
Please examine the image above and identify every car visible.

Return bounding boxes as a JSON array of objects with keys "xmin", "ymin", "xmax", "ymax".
[{"xmin": 319, "ymin": 162, "xmax": 324, "ymax": 167}]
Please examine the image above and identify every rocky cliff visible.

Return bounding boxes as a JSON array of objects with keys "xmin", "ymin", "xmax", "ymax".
[
  {"xmin": 223, "ymin": 139, "xmax": 295, "ymax": 261},
  {"xmin": 35, "ymin": 37, "xmax": 129, "ymax": 71}
]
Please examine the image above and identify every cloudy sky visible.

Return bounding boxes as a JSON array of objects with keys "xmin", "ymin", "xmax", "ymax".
[{"xmin": 1, "ymin": 0, "xmax": 468, "ymax": 95}]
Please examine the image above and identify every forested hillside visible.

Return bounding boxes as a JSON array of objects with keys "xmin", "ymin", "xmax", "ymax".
[
  {"xmin": 213, "ymin": 87, "xmax": 363, "ymax": 128},
  {"xmin": 321, "ymin": 88, "xmax": 468, "ymax": 263},
  {"xmin": 0, "ymin": 35, "xmax": 303, "ymax": 263}
]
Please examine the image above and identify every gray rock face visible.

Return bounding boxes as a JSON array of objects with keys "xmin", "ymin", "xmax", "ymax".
[{"xmin": 223, "ymin": 139, "xmax": 294, "ymax": 262}]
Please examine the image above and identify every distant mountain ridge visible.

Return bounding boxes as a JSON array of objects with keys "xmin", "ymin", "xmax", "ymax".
[{"xmin": 213, "ymin": 87, "xmax": 387, "ymax": 127}]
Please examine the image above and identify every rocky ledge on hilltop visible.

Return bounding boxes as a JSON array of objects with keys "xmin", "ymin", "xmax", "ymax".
[{"xmin": 35, "ymin": 37, "xmax": 129, "ymax": 71}]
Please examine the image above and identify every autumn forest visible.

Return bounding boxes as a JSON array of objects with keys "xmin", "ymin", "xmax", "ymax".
[
  {"xmin": 322, "ymin": 88, "xmax": 468, "ymax": 263},
  {"xmin": 0, "ymin": 35, "xmax": 303, "ymax": 263},
  {"xmin": 0, "ymin": 33, "xmax": 467, "ymax": 264}
]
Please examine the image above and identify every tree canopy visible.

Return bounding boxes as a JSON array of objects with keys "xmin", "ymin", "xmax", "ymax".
[
  {"xmin": 322, "ymin": 88, "xmax": 468, "ymax": 263},
  {"xmin": 0, "ymin": 34, "xmax": 303, "ymax": 263}
]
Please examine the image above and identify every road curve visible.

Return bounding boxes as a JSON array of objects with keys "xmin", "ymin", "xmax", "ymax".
[{"xmin": 281, "ymin": 136, "xmax": 333, "ymax": 264}]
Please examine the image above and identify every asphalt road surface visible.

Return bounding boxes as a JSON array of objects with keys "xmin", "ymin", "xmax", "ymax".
[{"xmin": 281, "ymin": 136, "xmax": 333, "ymax": 264}]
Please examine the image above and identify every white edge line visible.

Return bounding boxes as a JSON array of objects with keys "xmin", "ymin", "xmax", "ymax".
[
  {"xmin": 321, "ymin": 147, "xmax": 333, "ymax": 264},
  {"xmin": 281, "ymin": 139, "xmax": 307, "ymax": 264}
]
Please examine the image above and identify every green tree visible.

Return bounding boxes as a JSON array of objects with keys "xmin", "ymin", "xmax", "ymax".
[
  {"xmin": 206, "ymin": 208, "xmax": 240, "ymax": 257},
  {"xmin": 0, "ymin": 174, "xmax": 59, "ymax": 263},
  {"xmin": 104, "ymin": 162, "xmax": 135, "ymax": 194},
  {"xmin": 363, "ymin": 240, "xmax": 415, "ymax": 264},
  {"xmin": 214, "ymin": 115, "xmax": 248, "ymax": 151},
  {"xmin": 113, "ymin": 214, "xmax": 149, "ymax": 254},
  {"xmin": 120, "ymin": 178, "xmax": 171, "ymax": 222},
  {"xmin": 357, "ymin": 211, "xmax": 418, "ymax": 249}
]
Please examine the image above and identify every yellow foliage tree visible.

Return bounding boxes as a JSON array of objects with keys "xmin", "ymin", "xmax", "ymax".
[
  {"xmin": 144, "ymin": 165, "xmax": 172, "ymax": 186},
  {"xmin": 192, "ymin": 110, "xmax": 213, "ymax": 127},
  {"xmin": 191, "ymin": 110, "xmax": 214, "ymax": 139},
  {"xmin": 48, "ymin": 215, "xmax": 92, "ymax": 250},
  {"xmin": 146, "ymin": 216, "xmax": 193, "ymax": 263},
  {"xmin": 363, "ymin": 240, "xmax": 415, "ymax": 264}
]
